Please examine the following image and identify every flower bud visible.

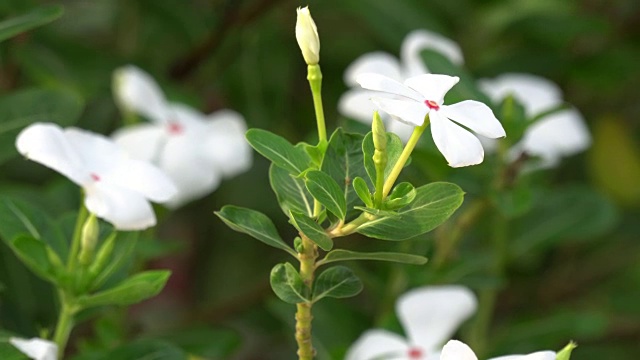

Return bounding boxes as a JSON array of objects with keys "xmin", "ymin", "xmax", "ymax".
[
  {"xmin": 79, "ymin": 214, "xmax": 99, "ymax": 266},
  {"xmin": 372, "ymin": 111, "xmax": 387, "ymax": 152},
  {"xmin": 295, "ymin": 6, "xmax": 320, "ymax": 65}
]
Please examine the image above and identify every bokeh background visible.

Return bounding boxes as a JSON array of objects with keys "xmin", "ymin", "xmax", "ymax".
[{"xmin": 1, "ymin": 0, "xmax": 639, "ymax": 359}]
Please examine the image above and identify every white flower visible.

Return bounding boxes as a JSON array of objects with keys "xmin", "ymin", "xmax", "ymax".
[
  {"xmin": 10, "ymin": 337, "xmax": 58, "ymax": 360},
  {"xmin": 16, "ymin": 123, "xmax": 177, "ymax": 231},
  {"xmin": 346, "ymin": 286, "xmax": 477, "ymax": 360},
  {"xmin": 339, "ymin": 30, "xmax": 463, "ymax": 141},
  {"xmin": 112, "ymin": 65, "xmax": 252, "ymax": 207},
  {"xmin": 441, "ymin": 340, "xmax": 556, "ymax": 360},
  {"xmin": 356, "ymin": 73, "xmax": 506, "ymax": 167},
  {"xmin": 295, "ymin": 6, "xmax": 320, "ymax": 65},
  {"xmin": 479, "ymin": 73, "xmax": 591, "ymax": 167}
]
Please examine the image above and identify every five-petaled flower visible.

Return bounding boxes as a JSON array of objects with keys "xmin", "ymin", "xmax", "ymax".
[
  {"xmin": 346, "ymin": 286, "xmax": 477, "ymax": 360},
  {"xmin": 479, "ymin": 73, "xmax": 591, "ymax": 168},
  {"xmin": 440, "ymin": 340, "xmax": 556, "ymax": 360},
  {"xmin": 112, "ymin": 65, "xmax": 252, "ymax": 207},
  {"xmin": 356, "ymin": 73, "xmax": 506, "ymax": 167},
  {"xmin": 10, "ymin": 337, "xmax": 58, "ymax": 360},
  {"xmin": 16, "ymin": 123, "xmax": 177, "ymax": 231},
  {"xmin": 339, "ymin": 30, "xmax": 464, "ymax": 141}
]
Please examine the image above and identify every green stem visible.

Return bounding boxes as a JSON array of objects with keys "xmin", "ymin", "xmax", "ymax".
[
  {"xmin": 53, "ymin": 292, "xmax": 77, "ymax": 358},
  {"xmin": 307, "ymin": 64, "xmax": 327, "ymax": 146},
  {"xmin": 327, "ymin": 213, "xmax": 370, "ymax": 238},
  {"xmin": 382, "ymin": 116, "xmax": 430, "ymax": 197},
  {"xmin": 373, "ymin": 151, "xmax": 386, "ymax": 208},
  {"xmin": 295, "ymin": 235, "xmax": 317, "ymax": 360},
  {"xmin": 67, "ymin": 204, "xmax": 88, "ymax": 272}
]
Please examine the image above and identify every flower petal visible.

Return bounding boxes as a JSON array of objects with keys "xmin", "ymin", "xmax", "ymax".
[
  {"xmin": 10, "ymin": 337, "xmax": 58, "ymax": 360},
  {"xmin": 397, "ymin": 285, "xmax": 477, "ymax": 352},
  {"xmin": 338, "ymin": 89, "xmax": 383, "ymax": 124},
  {"xmin": 344, "ymin": 52, "xmax": 403, "ymax": 86},
  {"xmin": 114, "ymin": 65, "xmax": 170, "ymax": 124},
  {"xmin": 15, "ymin": 123, "xmax": 86, "ymax": 185},
  {"xmin": 401, "ymin": 29, "xmax": 464, "ymax": 77},
  {"xmin": 441, "ymin": 340, "xmax": 478, "ymax": 360},
  {"xmin": 430, "ymin": 111, "xmax": 486, "ymax": 167},
  {"xmin": 112, "ymin": 124, "xmax": 167, "ymax": 162},
  {"xmin": 439, "ymin": 101, "xmax": 506, "ymax": 138},
  {"xmin": 488, "ymin": 351, "xmax": 557, "ymax": 360},
  {"xmin": 84, "ymin": 182, "xmax": 157, "ymax": 231},
  {"xmin": 371, "ymin": 97, "xmax": 428, "ymax": 127},
  {"xmin": 345, "ymin": 329, "xmax": 410, "ymax": 360},
  {"xmin": 64, "ymin": 128, "xmax": 128, "ymax": 177},
  {"xmin": 356, "ymin": 73, "xmax": 423, "ymax": 102},
  {"xmin": 404, "ymin": 74, "xmax": 459, "ymax": 104},
  {"xmin": 167, "ymin": 103, "xmax": 209, "ymax": 131},
  {"xmin": 203, "ymin": 109, "xmax": 252, "ymax": 178},
  {"xmin": 478, "ymin": 73, "xmax": 562, "ymax": 118},
  {"xmin": 106, "ymin": 159, "xmax": 177, "ymax": 203}
]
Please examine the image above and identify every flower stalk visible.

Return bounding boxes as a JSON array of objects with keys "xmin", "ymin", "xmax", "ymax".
[
  {"xmin": 372, "ymin": 112, "xmax": 388, "ymax": 208},
  {"xmin": 53, "ymin": 293, "xmax": 78, "ymax": 358}
]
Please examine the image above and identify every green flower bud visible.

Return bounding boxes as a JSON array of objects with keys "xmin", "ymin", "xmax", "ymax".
[
  {"xmin": 556, "ymin": 341, "xmax": 577, "ymax": 360},
  {"xmin": 295, "ymin": 6, "xmax": 320, "ymax": 65},
  {"xmin": 78, "ymin": 214, "xmax": 99, "ymax": 266},
  {"xmin": 372, "ymin": 111, "xmax": 387, "ymax": 152}
]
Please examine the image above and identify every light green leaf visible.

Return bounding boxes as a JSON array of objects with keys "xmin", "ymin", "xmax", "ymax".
[
  {"xmin": 312, "ymin": 266, "xmax": 363, "ymax": 302},
  {"xmin": 0, "ymin": 87, "xmax": 84, "ymax": 165},
  {"xmin": 216, "ymin": 205, "xmax": 296, "ymax": 256},
  {"xmin": 270, "ymin": 263, "xmax": 309, "ymax": 304},
  {"xmin": 289, "ymin": 211, "xmax": 333, "ymax": 251},
  {"xmin": 245, "ymin": 129, "xmax": 311, "ymax": 175},
  {"xmin": 357, "ymin": 182, "xmax": 464, "ymax": 240},
  {"xmin": 320, "ymin": 249, "xmax": 427, "ymax": 266},
  {"xmin": 384, "ymin": 182, "xmax": 417, "ymax": 210},
  {"xmin": 352, "ymin": 176, "xmax": 373, "ymax": 208},
  {"xmin": 9, "ymin": 235, "xmax": 58, "ymax": 283},
  {"xmin": 270, "ymin": 164, "xmax": 314, "ymax": 217},
  {"xmin": 362, "ymin": 131, "xmax": 405, "ymax": 185},
  {"xmin": 0, "ymin": 5, "xmax": 63, "ymax": 43},
  {"xmin": 305, "ymin": 170, "xmax": 347, "ymax": 220},
  {"xmin": 78, "ymin": 270, "xmax": 171, "ymax": 308}
]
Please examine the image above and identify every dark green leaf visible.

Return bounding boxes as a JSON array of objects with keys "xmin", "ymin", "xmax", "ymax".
[
  {"xmin": 245, "ymin": 129, "xmax": 311, "ymax": 175},
  {"xmin": 270, "ymin": 263, "xmax": 309, "ymax": 304},
  {"xmin": 312, "ymin": 266, "xmax": 363, "ymax": 302},
  {"xmin": 9, "ymin": 235, "xmax": 58, "ymax": 283},
  {"xmin": 362, "ymin": 131, "xmax": 405, "ymax": 185},
  {"xmin": 321, "ymin": 249, "xmax": 427, "ymax": 266},
  {"xmin": 352, "ymin": 177, "xmax": 373, "ymax": 208},
  {"xmin": 0, "ymin": 5, "xmax": 63, "ymax": 42},
  {"xmin": 305, "ymin": 170, "xmax": 347, "ymax": 220},
  {"xmin": 357, "ymin": 182, "xmax": 464, "ymax": 240},
  {"xmin": 101, "ymin": 339, "xmax": 188, "ymax": 360},
  {"xmin": 289, "ymin": 211, "xmax": 333, "ymax": 251},
  {"xmin": 216, "ymin": 205, "xmax": 295, "ymax": 256},
  {"xmin": 78, "ymin": 270, "xmax": 171, "ymax": 308},
  {"xmin": 269, "ymin": 164, "xmax": 314, "ymax": 217}
]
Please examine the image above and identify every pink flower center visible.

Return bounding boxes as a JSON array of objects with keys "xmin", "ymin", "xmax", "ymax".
[
  {"xmin": 90, "ymin": 173, "xmax": 101, "ymax": 182},
  {"xmin": 408, "ymin": 347, "xmax": 424, "ymax": 359},
  {"xmin": 167, "ymin": 122, "xmax": 184, "ymax": 135},
  {"xmin": 424, "ymin": 100, "xmax": 439, "ymax": 110}
]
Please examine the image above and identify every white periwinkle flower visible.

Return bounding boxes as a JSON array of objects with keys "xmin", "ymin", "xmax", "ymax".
[
  {"xmin": 10, "ymin": 337, "xmax": 58, "ymax": 360},
  {"xmin": 346, "ymin": 286, "xmax": 477, "ymax": 360},
  {"xmin": 339, "ymin": 30, "xmax": 463, "ymax": 141},
  {"xmin": 16, "ymin": 123, "xmax": 177, "ymax": 231},
  {"xmin": 112, "ymin": 65, "xmax": 252, "ymax": 207},
  {"xmin": 356, "ymin": 73, "xmax": 506, "ymax": 167},
  {"xmin": 479, "ymin": 73, "xmax": 591, "ymax": 167},
  {"xmin": 440, "ymin": 340, "xmax": 556, "ymax": 360},
  {"xmin": 295, "ymin": 6, "xmax": 320, "ymax": 65}
]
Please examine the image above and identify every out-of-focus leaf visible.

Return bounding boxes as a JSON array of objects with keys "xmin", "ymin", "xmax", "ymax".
[
  {"xmin": 0, "ymin": 5, "xmax": 63, "ymax": 42},
  {"xmin": 97, "ymin": 339, "xmax": 188, "ymax": 360},
  {"xmin": 9, "ymin": 235, "xmax": 59, "ymax": 284},
  {"xmin": 158, "ymin": 326, "xmax": 241, "ymax": 359},
  {"xmin": 78, "ymin": 270, "xmax": 170, "ymax": 308}
]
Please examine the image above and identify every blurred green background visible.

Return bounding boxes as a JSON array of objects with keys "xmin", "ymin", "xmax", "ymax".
[{"xmin": 1, "ymin": 0, "xmax": 639, "ymax": 359}]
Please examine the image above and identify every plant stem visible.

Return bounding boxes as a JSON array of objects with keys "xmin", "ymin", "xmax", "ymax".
[
  {"xmin": 53, "ymin": 292, "xmax": 77, "ymax": 358},
  {"xmin": 296, "ymin": 235, "xmax": 318, "ymax": 359},
  {"xmin": 382, "ymin": 116, "xmax": 429, "ymax": 197},
  {"xmin": 307, "ymin": 64, "xmax": 327, "ymax": 147},
  {"xmin": 67, "ymin": 204, "xmax": 88, "ymax": 272}
]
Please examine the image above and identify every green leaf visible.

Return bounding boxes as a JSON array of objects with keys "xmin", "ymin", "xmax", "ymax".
[
  {"xmin": 0, "ymin": 5, "xmax": 63, "ymax": 43},
  {"xmin": 305, "ymin": 170, "xmax": 347, "ymax": 220},
  {"xmin": 78, "ymin": 270, "xmax": 171, "ymax": 308},
  {"xmin": 270, "ymin": 263, "xmax": 309, "ymax": 304},
  {"xmin": 101, "ymin": 339, "xmax": 188, "ymax": 360},
  {"xmin": 0, "ymin": 87, "xmax": 84, "ymax": 165},
  {"xmin": 321, "ymin": 129, "xmax": 370, "ymax": 220},
  {"xmin": 357, "ymin": 182, "xmax": 464, "ymax": 240},
  {"xmin": 9, "ymin": 235, "xmax": 58, "ymax": 283},
  {"xmin": 269, "ymin": 164, "xmax": 314, "ymax": 217},
  {"xmin": 384, "ymin": 182, "xmax": 417, "ymax": 210},
  {"xmin": 289, "ymin": 211, "xmax": 333, "ymax": 251},
  {"xmin": 312, "ymin": 266, "xmax": 363, "ymax": 302},
  {"xmin": 352, "ymin": 176, "xmax": 373, "ymax": 208},
  {"xmin": 321, "ymin": 249, "xmax": 427, "ymax": 266},
  {"xmin": 216, "ymin": 205, "xmax": 295, "ymax": 256},
  {"xmin": 245, "ymin": 129, "xmax": 311, "ymax": 175},
  {"xmin": 556, "ymin": 342, "xmax": 578, "ymax": 360},
  {"xmin": 362, "ymin": 131, "xmax": 405, "ymax": 185}
]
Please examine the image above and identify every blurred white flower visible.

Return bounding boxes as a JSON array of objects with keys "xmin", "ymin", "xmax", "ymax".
[
  {"xmin": 16, "ymin": 123, "xmax": 176, "ymax": 231},
  {"xmin": 440, "ymin": 340, "xmax": 556, "ymax": 360},
  {"xmin": 479, "ymin": 73, "xmax": 591, "ymax": 168},
  {"xmin": 339, "ymin": 30, "xmax": 463, "ymax": 141},
  {"xmin": 357, "ymin": 73, "xmax": 505, "ymax": 167},
  {"xmin": 112, "ymin": 65, "xmax": 252, "ymax": 207},
  {"xmin": 295, "ymin": 6, "xmax": 320, "ymax": 65},
  {"xmin": 10, "ymin": 337, "xmax": 58, "ymax": 360},
  {"xmin": 346, "ymin": 286, "xmax": 477, "ymax": 360}
]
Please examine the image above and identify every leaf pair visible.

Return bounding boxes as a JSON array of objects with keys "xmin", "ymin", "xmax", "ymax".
[{"xmin": 270, "ymin": 264, "xmax": 362, "ymax": 304}]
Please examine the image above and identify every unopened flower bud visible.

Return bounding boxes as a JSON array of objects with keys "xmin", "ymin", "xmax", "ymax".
[
  {"xmin": 556, "ymin": 342, "xmax": 577, "ymax": 360},
  {"xmin": 295, "ymin": 6, "xmax": 320, "ymax": 65},
  {"xmin": 372, "ymin": 111, "xmax": 387, "ymax": 152},
  {"xmin": 79, "ymin": 214, "xmax": 99, "ymax": 266}
]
